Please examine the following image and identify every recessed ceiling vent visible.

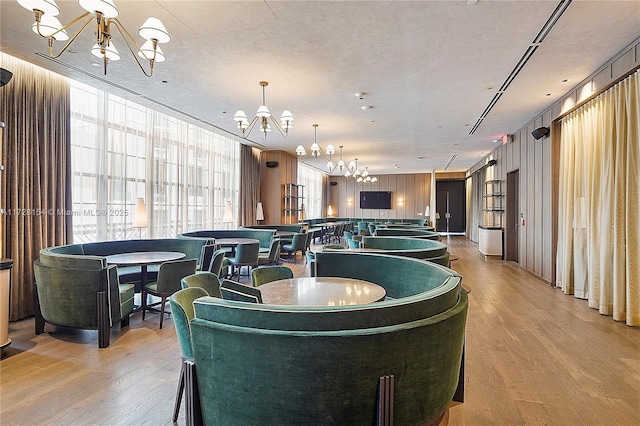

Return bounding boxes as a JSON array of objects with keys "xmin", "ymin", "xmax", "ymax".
[
  {"xmin": 469, "ymin": 0, "xmax": 572, "ymax": 135},
  {"xmin": 443, "ymin": 154, "xmax": 458, "ymax": 170}
]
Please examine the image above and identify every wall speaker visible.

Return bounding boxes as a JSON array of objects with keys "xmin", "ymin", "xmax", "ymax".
[
  {"xmin": 532, "ymin": 127, "xmax": 550, "ymax": 140},
  {"xmin": 0, "ymin": 68, "xmax": 13, "ymax": 87},
  {"xmin": 330, "ymin": 182, "xmax": 338, "ymax": 186},
  {"xmin": 265, "ymin": 161, "xmax": 278, "ymax": 168},
  {"xmin": 487, "ymin": 159, "xmax": 497, "ymax": 167}
]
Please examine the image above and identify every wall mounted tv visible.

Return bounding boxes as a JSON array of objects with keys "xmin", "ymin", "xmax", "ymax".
[{"xmin": 360, "ymin": 191, "xmax": 392, "ymax": 209}]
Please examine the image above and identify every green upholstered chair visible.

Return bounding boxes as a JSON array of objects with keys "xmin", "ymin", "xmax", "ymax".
[
  {"xmin": 142, "ymin": 258, "xmax": 198, "ymax": 329},
  {"xmin": 210, "ymin": 248, "xmax": 229, "ymax": 278},
  {"xmin": 250, "ymin": 265, "xmax": 293, "ymax": 287},
  {"xmin": 347, "ymin": 239, "xmax": 361, "ymax": 249},
  {"xmin": 181, "ymin": 272, "xmax": 222, "ymax": 298},
  {"xmin": 305, "ymin": 251, "xmax": 316, "ymax": 277},
  {"xmin": 220, "ymin": 279, "xmax": 263, "ymax": 303},
  {"xmin": 197, "ymin": 243, "xmax": 217, "ymax": 272},
  {"xmin": 33, "ymin": 259, "xmax": 134, "ymax": 348},
  {"xmin": 343, "ymin": 230, "xmax": 354, "ymax": 241},
  {"xmin": 281, "ymin": 233, "xmax": 306, "ymax": 263},
  {"xmin": 228, "ymin": 241, "xmax": 260, "ymax": 281},
  {"xmin": 169, "ymin": 287, "xmax": 208, "ymax": 423},
  {"xmin": 257, "ymin": 238, "xmax": 280, "ymax": 266}
]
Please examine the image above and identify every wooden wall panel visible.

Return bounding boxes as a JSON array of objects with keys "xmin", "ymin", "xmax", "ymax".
[
  {"xmin": 259, "ymin": 150, "xmax": 297, "ymax": 224},
  {"xmin": 466, "ymin": 36, "xmax": 640, "ymax": 284},
  {"xmin": 331, "ymin": 172, "xmax": 432, "ymax": 220}
]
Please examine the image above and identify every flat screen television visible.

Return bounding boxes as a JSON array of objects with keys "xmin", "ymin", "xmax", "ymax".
[{"xmin": 360, "ymin": 191, "xmax": 392, "ymax": 209}]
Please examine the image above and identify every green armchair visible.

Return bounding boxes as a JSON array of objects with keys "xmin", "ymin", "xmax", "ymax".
[{"xmin": 33, "ymin": 258, "xmax": 134, "ymax": 348}]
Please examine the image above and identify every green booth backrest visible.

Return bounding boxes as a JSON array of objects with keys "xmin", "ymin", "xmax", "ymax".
[
  {"xmin": 360, "ymin": 236, "xmax": 448, "ymax": 258},
  {"xmin": 190, "ymin": 291, "xmax": 468, "ymax": 425},
  {"xmin": 82, "ymin": 238, "xmax": 206, "ymax": 261},
  {"xmin": 33, "ymin": 259, "xmax": 122, "ymax": 328},
  {"xmin": 374, "ymin": 228, "xmax": 441, "ymax": 240},
  {"xmin": 194, "ymin": 252, "xmax": 461, "ymax": 331},
  {"xmin": 179, "ymin": 229, "xmax": 275, "ymax": 250},
  {"xmin": 315, "ymin": 251, "xmax": 456, "ymax": 298}
]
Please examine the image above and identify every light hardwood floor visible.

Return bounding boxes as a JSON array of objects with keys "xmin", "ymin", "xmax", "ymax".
[{"xmin": 1, "ymin": 236, "xmax": 638, "ymax": 425}]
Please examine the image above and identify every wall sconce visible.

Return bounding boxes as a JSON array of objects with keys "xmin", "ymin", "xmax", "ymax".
[
  {"xmin": 425, "ymin": 205, "xmax": 430, "ymax": 225},
  {"xmin": 327, "ymin": 205, "xmax": 333, "ymax": 217},
  {"xmin": 256, "ymin": 202, "xmax": 264, "ymax": 223},
  {"xmin": 347, "ymin": 198, "xmax": 352, "ymax": 205},
  {"xmin": 397, "ymin": 198, "xmax": 403, "ymax": 206},
  {"xmin": 132, "ymin": 197, "xmax": 148, "ymax": 238}
]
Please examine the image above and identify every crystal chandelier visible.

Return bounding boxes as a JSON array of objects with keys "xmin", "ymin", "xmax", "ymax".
[{"xmin": 17, "ymin": 0, "xmax": 171, "ymax": 77}]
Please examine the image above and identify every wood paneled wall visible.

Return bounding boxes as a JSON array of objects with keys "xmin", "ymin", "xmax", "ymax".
[
  {"xmin": 259, "ymin": 150, "xmax": 298, "ymax": 224},
  {"xmin": 327, "ymin": 173, "xmax": 432, "ymax": 220},
  {"xmin": 466, "ymin": 37, "xmax": 640, "ymax": 284}
]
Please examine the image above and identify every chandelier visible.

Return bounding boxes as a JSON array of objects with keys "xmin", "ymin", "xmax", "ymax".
[
  {"xmin": 17, "ymin": 0, "xmax": 170, "ymax": 77},
  {"xmin": 356, "ymin": 167, "xmax": 377, "ymax": 184},
  {"xmin": 233, "ymin": 81, "xmax": 294, "ymax": 140},
  {"xmin": 296, "ymin": 129, "xmax": 376, "ymax": 181}
]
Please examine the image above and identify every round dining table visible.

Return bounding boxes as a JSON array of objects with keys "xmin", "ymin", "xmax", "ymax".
[
  {"xmin": 105, "ymin": 251, "xmax": 186, "ymax": 311},
  {"xmin": 259, "ymin": 276, "xmax": 386, "ymax": 306}
]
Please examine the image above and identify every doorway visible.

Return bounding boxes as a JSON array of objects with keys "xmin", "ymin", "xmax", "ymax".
[
  {"xmin": 505, "ymin": 170, "xmax": 519, "ymax": 262},
  {"xmin": 435, "ymin": 180, "xmax": 466, "ymax": 234}
]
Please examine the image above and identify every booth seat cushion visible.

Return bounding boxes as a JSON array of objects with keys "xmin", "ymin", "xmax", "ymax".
[{"xmin": 82, "ymin": 238, "xmax": 206, "ymax": 261}]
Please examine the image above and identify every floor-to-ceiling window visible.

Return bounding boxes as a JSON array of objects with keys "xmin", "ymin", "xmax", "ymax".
[
  {"xmin": 297, "ymin": 163, "xmax": 323, "ymax": 219},
  {"xmin": 70, "ymin": 81, "xmax": 240, "ymax": 242}
]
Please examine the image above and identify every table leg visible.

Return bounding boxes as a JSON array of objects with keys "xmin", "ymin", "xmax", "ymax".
[{"xmin": 140, "ymin": 264, "xmax": 148, "ymax": 313}]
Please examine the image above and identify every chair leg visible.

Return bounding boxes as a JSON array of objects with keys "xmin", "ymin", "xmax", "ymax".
[
  {"xmin": 141, "ymin": 290, "xmax": 147, "ymax": 320},
  {"xmin": 173, "ymin": 360, "xmax": 186, "ymax": 422},
  {"xmin": 159, "ymin": 296, "xmax": 166, "ymax": 329}
]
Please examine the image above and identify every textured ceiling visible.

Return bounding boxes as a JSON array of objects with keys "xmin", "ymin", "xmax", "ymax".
[{"xmin": 1, "ymin": 0, "xmax": 639, "ymax": 175}]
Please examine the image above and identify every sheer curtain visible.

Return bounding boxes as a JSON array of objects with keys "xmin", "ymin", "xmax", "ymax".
[
  {"xmin": 70, "ymin": 81, "xmax": 241, "ymax": 241},
  {"xmin": 298, "ymin": 163, "xmax": 324, "ymax": 219},
  {"xmin": 556, "ymin": 70, "xmax": 639, "ymax": 326},
  {"xmin": 0, "ymin": 53, "xmax": 72, "ymax": 320}
]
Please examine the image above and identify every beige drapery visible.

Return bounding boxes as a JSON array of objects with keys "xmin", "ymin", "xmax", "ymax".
[
  {"xmin": 556, "ymin": 69, "xmax": 639, "ymax": 326},
  {"xmin": 239, "ymin": 145, "xmax": 260, "ymax": 226},
  {"xmin": 0, "ymin": 53, "xmax": 72, "ymax": 320}
]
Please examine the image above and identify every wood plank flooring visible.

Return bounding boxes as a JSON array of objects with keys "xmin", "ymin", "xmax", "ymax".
[{"xmin": 1, "ymin": 236, "xmax": 638, "ymax": 425}]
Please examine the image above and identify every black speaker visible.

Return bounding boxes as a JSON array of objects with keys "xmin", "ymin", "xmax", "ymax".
[
  {"xmin": 487, "ymin": 159, "xmax": 497, "ymax": 167},
  {"xmin": 330, "ymin": 182, "xmax": 338, "ymax": 186},
  {"xmin": 0, "ymin": 68, "xmax": 13, "ymax": 87},
  {"xmin": 532, "ymin": 127, "xmax": 550, "ymax": 140},
  {"xmin": 265, "ymin": 161, "xmax": 278, "ymax": 168}
]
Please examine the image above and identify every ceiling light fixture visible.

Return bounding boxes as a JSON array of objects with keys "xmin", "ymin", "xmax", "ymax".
[
  {"xmin": 18, "ymin": 0, "xmax": 171, "ymax": 77},
  {"xmin": 234, "ymin": 81, "xmax": 294, "ymax": 140},
  {"xmin": 356, "ymin": 167, "xmax": 377, "ymax": 184}
]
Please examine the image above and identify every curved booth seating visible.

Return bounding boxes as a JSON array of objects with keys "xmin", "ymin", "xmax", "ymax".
[
  {"xmin": 360, "ymin": 236, "xmax": 448, "ymax": 259},
  {"xmin": 377, "ymin": 223, "xmax": 436, "ymax": 232},
  {"xmin": 40, "ymin": 238, "xmax": 208, "ymax": 286},
  {"xmin": 190, "ymin": 252, "xmax": 467, "ymax": 425},
  {"xmin": 374, "ymin": 228, "xmax": 441, "ymax": 240},
  {"xmin": 178, "ymin": 229, "xmax": 275, "ymax": 254}
]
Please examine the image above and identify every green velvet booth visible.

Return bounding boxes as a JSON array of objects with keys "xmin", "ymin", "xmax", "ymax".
[
  {"xmin": 374, "ymin": 228, "xmax": 441, "ymax": 240},
  {"xmin": 178, "ymin": 229, "xmax": 275, "ymax": 254},
  {"xmin": 40, "ymin": 238, "xmax": 208, "ymax": 287},
  {"xmin": 189, "ymin": 252, "xmax": 467, "ymax": 424},
  {"xmin": 33, "ymin": 258, "xmax": 134, "ymax": 348},
  {"xmin": 360, "ymin": 236, "xmax": 448, "ymax": 259}
]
